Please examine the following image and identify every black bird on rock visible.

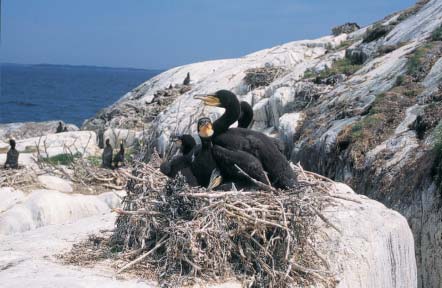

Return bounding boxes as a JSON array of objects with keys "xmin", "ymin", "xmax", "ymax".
[
  {"xmin": 190, "ymin": 117, "xmax": 222, "ymax": 189},
  {"xmin": 102, "ymin": 139, "xmax": 113, "ymax": 169},
  {"xmin": 194, "ymin": 90, "xmax": 297, "ymax": 189},
  {"xmin": 113, "ymin": 140, "xmax": 125, "ymax": 168},
  {"xmin": 160, "ymin": 134, "xmax": 199, "ymax": 186},
  {"xmin": 183, "ymin": 72, "xmax": 191, "ymax": 85},
  {"xmin": 56, "ymin": 122, "xmax": 63, "ymax": 133},
  {"xmin": 4, "ymin": 139, "xmax": 19, "ymax": 169}
]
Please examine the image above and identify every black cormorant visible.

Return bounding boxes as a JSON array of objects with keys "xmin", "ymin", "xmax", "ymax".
[
  {"xmin": 56, "ymin": 122, "xmax": 63, "ymax": 133},
  {"xmin": 190, "ymin": 117, "xmax": 222, "ymax": 189},
  {"xmin": 160, "ymin": 134, "xmax": 198, "ymax": 186},
  {"xmin": 237, "ymin": 101, "xmax": 285, "ymax": 154},
  {"xmin": 102, "ymin": 139, "xmax": 113, "ymax": 169},
  {"xmin": 113, "ymin": 141, "xmax": 125, "ymax": 168},
  {"xmin": 238, "ymin": 101, "xmax": 254, "ymax": 128},
  {"xmin": 4, "ymin": 139, "xmax": 19, "ymax": 169},
  {"xmin": 194, "ymin": 90, "xmax": 296, "ymax": 189},
  {"xmin": 183, "ymin": 72, "xmax": 191, "ymax": 85}
]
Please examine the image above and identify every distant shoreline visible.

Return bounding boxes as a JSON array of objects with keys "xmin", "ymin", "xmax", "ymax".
[{"xmin": 1, "ymin": 62, "xmax": 164, "ymax": 73}]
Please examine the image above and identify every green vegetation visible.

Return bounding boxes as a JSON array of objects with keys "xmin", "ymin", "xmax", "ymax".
[
  {"xmin": 87, "ymin": 155, "xmax": 102, "ymax": 167},
  {"xmin": 432, "ymin": 122, "xmax": 442, "ymax": 191},
  {"xmin": 335, "ymin": 40, "xmax": 354, "ymax": 51},
  {"xmin": 324, "ymin": 58, "xmax": 361, "ymax": 76},
  {"xmin": 303, "ymin": 57, "xmax": 362, "ymax": 83},
  {"xmin": 433, "ymin": 122, "xmax": 442, "ymax": 153},
  {"xmin": 350, "ymin": 114, "xmax": 384, "ymax": 139},
  {"xmin": 406, "ymin": 45, "xmax": 429, "ymax": 78},
  {"xmin": 431, "ymin": 25, "xmax": 442, "ymax": 41},
  {"xmin": 395, "ymin": 75, "xmax": 405, "ymax": 86},
  {"xmin": 362, "ymin": 24, "xmax": 393, "ymax": 43},
  {"xmin": 42, "ymin": 152, "xmax": 81, "ymax": 165},
  {"xmin": 303, "ymin": 68, "xmax": 316, "ymax": 79}
]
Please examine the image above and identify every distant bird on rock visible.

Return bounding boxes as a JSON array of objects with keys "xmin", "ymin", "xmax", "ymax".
[
  {"xmin": 102, "ymin": 139, "xmax": 113, "ymax": 169},
  {"xmin": 183, "ymin": 72, "xmax": 191, "ymax": 85},
  {"xmin": 113, "ymin": 140, "xmax": 125, "ymax": 168},
  {"xmin": 56, "ymin": 122, "xmax": 63, "ymax": 133},
  {"xmin": 4, "ymin": 139, "xmax": 19, "ymax": 169}
]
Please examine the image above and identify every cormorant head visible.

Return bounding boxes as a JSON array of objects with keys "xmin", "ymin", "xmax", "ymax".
[
  {"xmin": 9, "ymin": 139, "xmax": 16, "ymax": 149},
  {"xmin": 194, "ymin": 90, "xmax": 239, "ymax": 108},
  {"xmin": 197, "ymin": 117, "xmax": 214, "ymax": 138},
  {"xmin": 171, "ymin": 134, "xmax": 196, "ymax": 154},
  {"xmin": 105, "ymin": 139, "xmax": 110, "ymax": 146}
]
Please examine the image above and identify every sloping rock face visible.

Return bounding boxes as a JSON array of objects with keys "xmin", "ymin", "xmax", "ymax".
[
  {"xmin": 0, "ymin": 184, "xmax": 416, "ymax": 287},
  {"xmin": 83, "ymin": 1, "xmax": 442, "ymax": 287}
]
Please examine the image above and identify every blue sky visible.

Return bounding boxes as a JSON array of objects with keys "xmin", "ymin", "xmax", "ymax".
[{"xmin": 1, "ymin": 0, "xmax": 416, "ymax": 70}]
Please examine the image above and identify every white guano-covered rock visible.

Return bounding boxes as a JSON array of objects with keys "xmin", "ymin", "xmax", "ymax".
[
  {"xmin": 37, "ymin": 175, "xmax": 73, "ymax": 193},
  {"xmin": 317, "ymin": 183, "xmax": 417, "ymax": 288},
  {"xmin": 0, "ymin": 187, "xmax": 25, "ymax": 213},
  {"xmin": 14, "ymin": 131, "xmax": 99, "ymax": 158},
  {"xmin": 0, "ymin": 189, "xmax": 122, "ymax": 235}
]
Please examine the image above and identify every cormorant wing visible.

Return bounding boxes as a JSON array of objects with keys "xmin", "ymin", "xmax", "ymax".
[{"xmin": 212, "ymin": 145, "xmax": 270, "ymax": 185}]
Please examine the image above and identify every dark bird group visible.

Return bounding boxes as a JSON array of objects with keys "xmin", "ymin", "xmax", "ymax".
[
  {"xmin": 160, "ymin": 90, "xmax": 296, "ymax": 190},
  {"xmin": 102, "ymin": 139, "xmax": 125, "ymax": 169},
  {"xmin": 56, "ymin": 122, "xmax": 68, "ymax": 133}
]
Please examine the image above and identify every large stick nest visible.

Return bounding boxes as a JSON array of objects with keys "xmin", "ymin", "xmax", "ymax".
[
  {"xmin": 243, "ymin": 66, "xmax": 288, "ymax": 90},
  {"xmin": 110, "ymin": 157, "xmax": 339, "ymax": 288}
]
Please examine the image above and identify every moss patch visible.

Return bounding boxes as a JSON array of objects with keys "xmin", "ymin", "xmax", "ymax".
[
  {"xmin": 431, "ymin": 25, "xmax": 442, "ymax": 41},
  {"xmin": 43, "ymin": 153, "xmax": 81, "ymax": 166}
]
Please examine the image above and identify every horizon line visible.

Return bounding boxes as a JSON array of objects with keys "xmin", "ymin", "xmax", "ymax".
[{"xmin": 1, "ymin": 62, "xmax": 166, "ymax": 72}]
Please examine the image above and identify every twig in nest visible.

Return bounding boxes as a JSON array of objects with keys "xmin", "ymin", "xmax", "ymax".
[
  {"xmin": 116, "ymin": 234, "xmax": 168, "ymax": 274},
  {"xmin": 312, "ymin": 207, "xmax": 342, "ymax": 234},
  {"xmin": 234, "ymin": 164, "xmax": 275, "ymax": 192}
]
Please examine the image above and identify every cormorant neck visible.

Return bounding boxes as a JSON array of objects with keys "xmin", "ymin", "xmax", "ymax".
[
  {"xmin": 200, "ymin": 137, "xmax": 212, "ymax": 149},
  {"xmin": 238, "ymin": 101, "xmax": 253, "ymax": 128},
  {"xmin": 213, "ymin": 98, "xmax": 240, "ymax": 136}
]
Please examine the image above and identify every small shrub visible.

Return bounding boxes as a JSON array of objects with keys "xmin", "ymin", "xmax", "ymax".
[
  {"xmin": 433, "ymin": 122, "xmax": 442, "ymax": 155},
  {"xmin": 407, "ymin": 46, "xmax": 427, "ymax": 78},
  {"xmin": 319, "ymin": 58, "xmax": 361, "ymax": 78},
  {"xmin": 395, "ymin": 75, "xmax": 405, "ymax": 86},
  {"xmin": 362, "ymin": 24, "xmax": 393, "ymax": 43},
  {"xmin": 303, "ymin": 68, "xmax": 316, "ymax": 79},
  {"xmin": 431, "ymin": 25, "xmax": 442, "ymax": 41}
]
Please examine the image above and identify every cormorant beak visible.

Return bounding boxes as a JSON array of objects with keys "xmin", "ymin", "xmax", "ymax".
[{"xmin": 194, "ymin": 94, "xmax": 221, "ymax": 107}]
